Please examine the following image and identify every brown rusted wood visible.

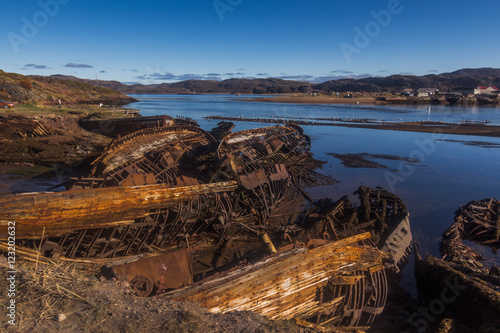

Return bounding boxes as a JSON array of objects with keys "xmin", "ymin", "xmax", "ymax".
[{"xmin": 0, "ymin": 181, "xmax": 237, "ymax": 239}]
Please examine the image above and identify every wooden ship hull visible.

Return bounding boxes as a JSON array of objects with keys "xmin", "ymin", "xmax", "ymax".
[
  {"xmin": 78, "ymin": 115, "xmax": 200, "ymax": 138},
  {"xmin": 163, "ymin": 232, "xmax": 387, "ymax": 327},
  {"xmin": 0, "ymin": 181, "xmax": 237, "ymax": 239},
  {"xmin": 0, "ymin": 121, "xmax": 414, "ymax": 329}
]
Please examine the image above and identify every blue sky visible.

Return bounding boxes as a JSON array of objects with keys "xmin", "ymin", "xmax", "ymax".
[{"xmin": 2, "ymin": 0, "xmax": 500, "ymax": 84}]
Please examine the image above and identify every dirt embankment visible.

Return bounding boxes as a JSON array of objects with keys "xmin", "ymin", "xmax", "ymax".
[
  {"xmin": 0, "ymin": 113, "xmax": 111, "ymax": 166},
  {"xmin": 0, "ymin": 106, "xmax": 142, "ymax": 170},
  {"xmin": 339, "ymin": 122, "xmax": 500, "ymax": 138}
]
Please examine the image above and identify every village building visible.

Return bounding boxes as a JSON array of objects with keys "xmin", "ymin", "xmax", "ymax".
[
  {"xmin": 474, "ymin": 86, "xmax": 499, "ymax": 95},
  {"xmin": 417, "ymin": 88, "xmax": 439, "ymax": 98},
  {"xmin": 401, "ymin": 88, "xmax": 414, "ymax": 97}
]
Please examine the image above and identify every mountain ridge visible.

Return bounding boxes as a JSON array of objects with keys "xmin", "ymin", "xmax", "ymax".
[
  {"xmin": 2, "ymin": 68, "xmax": 498, "ymax": 101},
  {"xmin": 47, "ymin": 68, "xmax": 500, "ymax": 95}
]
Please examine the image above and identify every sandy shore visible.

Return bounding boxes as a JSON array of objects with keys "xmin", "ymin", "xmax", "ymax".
[{"xmin": 249, "ymin": 95, "xmax": 381, "ymax": 105}]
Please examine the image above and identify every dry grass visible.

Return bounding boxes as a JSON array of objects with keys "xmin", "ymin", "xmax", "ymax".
[
  {"xmin": 0, "ymin": 247, "xmax": 309, "ymax": 333},
  {"xmin": 1, "ymin": 259, "xmax": 92, "ymax": 331}
]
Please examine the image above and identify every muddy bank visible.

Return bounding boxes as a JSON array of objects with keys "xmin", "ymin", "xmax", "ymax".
[
  {"xmin": 340, "ymin": 122, "xmax": 500, "ymax": 138},
  {"xmin": 328, "ymin": 153, "xmax": 421, "ymax": 171},
  {"xmin": 436, "ymin": 139, "xmax": 500, "ymax": 148}
]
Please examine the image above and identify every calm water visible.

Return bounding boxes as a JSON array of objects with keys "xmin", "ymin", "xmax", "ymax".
[{"xmin": 128, "ymin": 94, "xmax": 500, "ymax": 264}]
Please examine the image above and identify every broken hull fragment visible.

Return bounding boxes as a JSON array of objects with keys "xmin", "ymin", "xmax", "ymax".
[
  {"xmin": 164, "ymin": 232, "xmax": 388, "ymax": 327},
  {"xmin": 0, "ymin": 181, "xmax": 237, "ymax": 239}
]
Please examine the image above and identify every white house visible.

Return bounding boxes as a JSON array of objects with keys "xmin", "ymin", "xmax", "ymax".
[{"xmin": 474, "ymin": 86, "xmax": 499, "ymax": 95}]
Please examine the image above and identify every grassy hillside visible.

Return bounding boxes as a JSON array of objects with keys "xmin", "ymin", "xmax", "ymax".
[{"xmin": 0, "ymin": 70, "xmax": 136, "ymax": 105}]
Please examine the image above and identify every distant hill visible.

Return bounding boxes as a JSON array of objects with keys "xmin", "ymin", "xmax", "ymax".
[
  {"xmin": 313, "ymin": 68, "xmax": 500, "ymax": 93},
  {"xmin": 24, "ymin": 68, "xmax": 500, "ymax": 96},
  {"xmin": 47, "ymin": 75, "xmax": 313, "ymax": 95},
  {"xmin": 0, "ymin": 70, "xmax": 136, "ymax": 105}
]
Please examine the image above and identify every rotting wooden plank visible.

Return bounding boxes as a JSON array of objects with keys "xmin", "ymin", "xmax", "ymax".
[
  {"xmin": 297, "ymin": 296, "xmax": 345, "ymax": 320},
  {"xmin": 0, "ymin": 181, "xmax": 238, "ymax": 239}
]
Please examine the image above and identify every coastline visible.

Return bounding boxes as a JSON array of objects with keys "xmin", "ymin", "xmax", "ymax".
[
  {"xmin": 245, "ymin": 94, "xmax": 491, "ymax": 107},
  {"xmin": 205, "ymin": 115, "xmax": 500, "ymax": 138},
  {"xmin": 247, "ymin": 95, "xmax": 381, "ymax": 105},
  {"xmin": 2, "ymin": 101, "xmax": 499, "ymax": 177}
]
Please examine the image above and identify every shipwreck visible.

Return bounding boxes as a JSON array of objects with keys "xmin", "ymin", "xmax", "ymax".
[
  {"xmin": 0, "ymin": 119, "xmax": 413, "ymax": 330},
  {"xmin": 415, "ymin": 198, "xmax": 500, "ymax": 332}
]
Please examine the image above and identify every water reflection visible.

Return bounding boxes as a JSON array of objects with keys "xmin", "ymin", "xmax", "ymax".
[
  {"xmin": 127, "ymin": 95, "xmax": 500, "ymax": 260},
  {"xmin": 128, "ymin": 94, "xmax": 500, "ymax": 125}
]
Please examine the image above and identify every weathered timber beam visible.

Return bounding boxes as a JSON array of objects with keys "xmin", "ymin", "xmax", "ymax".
[{"xmin": 0, "ymin": 181, "xmax": 238, "ymax": 239}]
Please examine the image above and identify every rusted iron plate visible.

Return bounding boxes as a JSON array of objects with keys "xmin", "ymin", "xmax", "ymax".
[
  {"xmin": 112, "ymin": 248, "xmax": 193, "ymax": 294},
  {"xmin": 269, "ymin": 164, "xmax": 289, "ymax": 182},
  {"xmin": 122, "ymin": 173, "xmax": 156, "ymax": 187},
  {"xmin": 239, "ymin": 169, "xmax": 267, "ymax": 189},
  {"xmin": 130, "ymin": 275, "xmax": 154, "ymax": 297}
]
